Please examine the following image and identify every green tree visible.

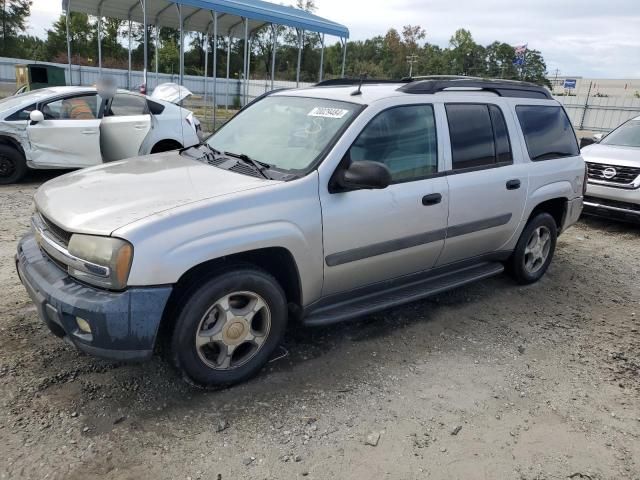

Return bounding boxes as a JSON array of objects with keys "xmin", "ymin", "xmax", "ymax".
[{"xmin": 1, "ymin": 0, "xmax": 31, "ymax": 56}]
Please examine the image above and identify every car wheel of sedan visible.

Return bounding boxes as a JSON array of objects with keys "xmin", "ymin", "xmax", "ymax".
[
  {"xmin": 0, "ymin": 145, "xmax": 27, "ymax": 184},
  {"xmin": 169, "ymin": 267, "xmax": 288, "ymax": 387},
  {"xmin": 508, "ymin": 212, "xmax": 557, "ymax": 285}
]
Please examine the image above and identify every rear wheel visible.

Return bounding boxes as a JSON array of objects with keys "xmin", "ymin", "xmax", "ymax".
[
  {"xmin": 169, "ymin": 267, "xmax": 288, "ymax": 387},
  {"xmin": 0, "ymin": 145, "xmax": 27, "ymax": 184},
  {"xmin": 508, "ymin": 213, "xmax": 557, "ymax": 284}
]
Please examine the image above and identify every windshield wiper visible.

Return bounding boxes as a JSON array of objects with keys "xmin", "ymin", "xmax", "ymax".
[{"xmin": 223, "ymin": 151, "xmax": 272, "ymax": 179}]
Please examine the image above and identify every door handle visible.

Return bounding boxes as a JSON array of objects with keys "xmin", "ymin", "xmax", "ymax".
[
  {"xmin": 506, "ymin": 179, "xmax": 521, "ymax": 190},
  {"xmin": 422, "ymin": 193, "xmax": 442, "ymax": 206},
  {"xmin": 134, "ymin": 124, "xmax": 146, "ymax": 130},
  {"xmin": 81, "ymin": 130, "xmax": 97, "ymax": 135}
]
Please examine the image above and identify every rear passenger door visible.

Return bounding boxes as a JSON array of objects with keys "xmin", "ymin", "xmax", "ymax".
[
  {"xmin": 100, "ymin": 93, "xmax": 152, "ymax": 162},
  {"xmin": 437, "ymin": 102, "xmax": 528, "ymax": 266}
]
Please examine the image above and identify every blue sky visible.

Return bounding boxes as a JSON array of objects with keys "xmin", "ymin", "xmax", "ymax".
[{"xmin": 28, "ymin": 0, "xmax": 640, "ymax": 78}]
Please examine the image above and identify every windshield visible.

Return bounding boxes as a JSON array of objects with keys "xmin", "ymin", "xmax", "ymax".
[
  {"xmin": 207, "ymin": 96, "xmax": 360, "ymax": 172},
  {"xmin": 601, "ymin": 120, "xmax": 640, "ymax": 147},
  {"xmin": 0, "ymin": 89, "xmax": 55, "ymax": 112}
]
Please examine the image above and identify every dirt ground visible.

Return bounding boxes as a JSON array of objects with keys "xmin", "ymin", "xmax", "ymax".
[{"xmin": 0, "ymin": 172, "xmax": 639, "ymax": 480}]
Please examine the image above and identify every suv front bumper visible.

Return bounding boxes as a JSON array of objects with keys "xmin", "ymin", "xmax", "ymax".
[
  {"xmin": 16, "ymin": 233, "xmax": 172, "ymax": 361},
  {"xmin": 584, "ymin": 183, "xmax": 640, "ymax": 223}
]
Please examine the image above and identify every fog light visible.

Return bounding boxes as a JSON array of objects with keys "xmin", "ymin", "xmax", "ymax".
[{"xmin": 76, "ymin": 317, "xmax": 92, "ymax": 334}]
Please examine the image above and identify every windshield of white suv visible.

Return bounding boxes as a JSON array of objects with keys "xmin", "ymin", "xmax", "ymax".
[
  {"xmin": 207, "ymin": 96, "xmax": 360, "ymax": 172},
  {"xmin": 0, "ymin": 89, "xmax": 55, "ymax": 113},
  {"xmin": 601, "ymin": 120, "xmax": 640, "ymax": 148}
]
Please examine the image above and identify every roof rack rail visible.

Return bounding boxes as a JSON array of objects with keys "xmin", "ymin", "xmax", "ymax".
[
  {"xmin": 397, "ymin": 78, "xmax": 552, "ymax": 99},
  {"xmin": 315, "ymin": 78, "xmax": 410, "ymax": 87}
]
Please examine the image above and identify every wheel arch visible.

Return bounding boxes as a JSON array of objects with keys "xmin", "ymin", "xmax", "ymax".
[
  {"xmin": 150, "ymin": 139, "xmax": 184, "ymax": 154},
  {"xmin": 157, "ymin": 246, "xmax": 303, "ymax": 348},
  {"xmin": 0, "ymin": 135, "xmax": 26, "ymax": 158}
]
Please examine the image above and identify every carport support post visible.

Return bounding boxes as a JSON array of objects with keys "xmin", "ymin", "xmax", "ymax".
[
  {"xmin": 178, "ymin": 4, "xmax": 184, "ymax": 86},
  {"xmin": 203, "ymin": 27, "xmax": 210, "ymax": 125},
  {"xmin": 270, "ymin": 24, "xmax": 276, "ymax": 91},
  {"xmin": 296, "ymin": 28, "xmax": 303, "ymax": 87},
  {"xmin": 97, "ymin": 5, "xmax": 102, "ymax": 73},
  {"xmin": 127, "ymin": 19, "xmax": 132, "ymax": 89},
  {"xmin": 142, "ymin": 0, "xmax": 148, "ymax": 89},
  {"xmin": 155, "ymin": 27, "xmax": 160, "ymax": 87},
  {"xmin": 65, "ymin": 0, "xmax": 72, "ymax": 85},
  {"xmin": 319, "ymin": 33, "xmax": 325, "ymax": 82},
  {"xmin": 341, "ymin": 37, "xmax": 347, "ymax": 78},
  {"xmin": 212, "ymin": 12, "xmax": 218, "ymax": 131},
  {"xmin": 225, "ymin": 33, "xmax": 231, "ymax": 110},
  {"xmin": 243, "ymin": 18, "xmax": 249, "ymax": 106}
]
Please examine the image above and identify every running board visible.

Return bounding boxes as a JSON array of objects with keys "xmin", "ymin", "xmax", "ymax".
[{"xmin": 303, "ymin": 262, "xmax": 505, "ymax": 327}]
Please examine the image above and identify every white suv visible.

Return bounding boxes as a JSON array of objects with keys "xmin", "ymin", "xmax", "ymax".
[{"xmin": 16, "ymin": 78, "xmax": 585, "ymax": 387}]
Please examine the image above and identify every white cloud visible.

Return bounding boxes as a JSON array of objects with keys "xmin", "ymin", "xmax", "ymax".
[{"xmin": 28, "ymin": 0, "xmax": 640, "ymax": 78}]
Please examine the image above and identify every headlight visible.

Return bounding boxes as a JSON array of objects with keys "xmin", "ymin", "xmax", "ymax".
[{"xmin": 67, "ymin": 234, "xmax": 133, "ymax": 290}]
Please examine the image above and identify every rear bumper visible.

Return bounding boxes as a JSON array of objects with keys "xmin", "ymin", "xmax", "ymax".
[
  {"xmin": 561, "ymin": 196, "xmax": 584, "ymax": 232},
  {"xmin": 16, "ymin": 232, "xmax": 172, "ymax": 361}
]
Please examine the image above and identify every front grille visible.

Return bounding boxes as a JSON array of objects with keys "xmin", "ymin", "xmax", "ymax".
[
  {"xmin": 39, "ymin": 214, "xmax": 72, "ymax": 246},
  {"xmin": 584, "ymin": 196, "xmax": 640, "ymax": 212},
  {"xmin": 586, "ymin": 162, "xmax": 640, "ymax": 185}
]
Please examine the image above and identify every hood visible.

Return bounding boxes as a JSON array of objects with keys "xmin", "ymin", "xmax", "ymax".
[
  {"xmin": 35, "ymin": 151, "xmax": 277, "ymax": 236},
  {"xmin": 150, "ymin": 83, "xmax": 192, "ymax": 104},
  {"xmin": 581, "ymin": 143, "xmax": 640, "ymax": 168}
]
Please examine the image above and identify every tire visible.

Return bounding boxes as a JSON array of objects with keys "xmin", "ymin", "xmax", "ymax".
[
  {"xmin": 508, "ymin": 212, "xmax": 558, "ymax": 285},
  {"xmin": 0, "ymin": 145, "xmax": 27, "ymax": 185},
  {"xmin": 169, "ymin": 267, "xmax": 288, "ymax": 387}
]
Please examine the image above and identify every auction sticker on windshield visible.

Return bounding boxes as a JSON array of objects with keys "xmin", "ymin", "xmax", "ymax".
[{"xmin": 308, "ymin": 107, "xmax": 349, "ymax": 119}]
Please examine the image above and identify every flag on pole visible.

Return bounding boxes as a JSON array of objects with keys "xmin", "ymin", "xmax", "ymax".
[{"xmin": 513, "ymin": 44, "xmax": 527, "ymax": 66}]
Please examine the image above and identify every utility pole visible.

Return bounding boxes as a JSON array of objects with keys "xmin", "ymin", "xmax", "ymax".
[
  {"xmin": 406, "ymin": 54, "xmax": 418, "ymax": 78},
  {"xmin": 553, "ymin": 68, "xmax": 560, "ymax": 92}
]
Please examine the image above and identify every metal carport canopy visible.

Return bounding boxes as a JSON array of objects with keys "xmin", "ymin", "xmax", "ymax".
[{"xmin": 65, "ymin": 0, "xmax": 350, "ymax": 38}]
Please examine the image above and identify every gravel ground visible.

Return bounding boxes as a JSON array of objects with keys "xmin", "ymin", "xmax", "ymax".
[{"xmin": 1, "ymin": 172, "xmax": 639, "ymax": 480}]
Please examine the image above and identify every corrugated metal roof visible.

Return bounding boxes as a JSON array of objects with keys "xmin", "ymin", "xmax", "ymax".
[{"xmin": 63, "ymin": 0, "xmax": 349, "ymax": 38}]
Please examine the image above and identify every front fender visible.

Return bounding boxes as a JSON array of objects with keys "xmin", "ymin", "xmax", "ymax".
[{"xmin": 116, "ymin": 174, "xmax": 324, "ymax": 305}]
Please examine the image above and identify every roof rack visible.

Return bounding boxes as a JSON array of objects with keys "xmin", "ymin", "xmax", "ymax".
[
  {"xmin": 315, "ymin": 78, "xmax": 410, "ymax": 87},
  {"xmin": 397, "ymin": 77, "xmax": 552, "ymax": 99}
]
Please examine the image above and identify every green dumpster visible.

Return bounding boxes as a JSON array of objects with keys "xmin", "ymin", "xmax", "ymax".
[{"xmin": 15, "ymin": 64, "xmax": 67, "ymax": 94}]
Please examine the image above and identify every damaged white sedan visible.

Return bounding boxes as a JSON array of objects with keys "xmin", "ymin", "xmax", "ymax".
[{"xmin": 0, "ymin": 85, "xmax": 201, "ymax": 183}]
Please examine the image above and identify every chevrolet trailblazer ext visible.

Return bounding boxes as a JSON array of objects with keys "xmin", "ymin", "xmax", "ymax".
[{"xmin": 16, "ymin": 78, "xmax": 585, "ymax": 387}]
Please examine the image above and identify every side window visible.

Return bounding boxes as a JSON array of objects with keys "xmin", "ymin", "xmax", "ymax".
[
  {"xmin": 516, "ymin": 105, "xmax": 579, "ymax": 161},
  {"xmin": 41, "ymin": 94, "xmax": 98, "ymax": 120},
  {"xmin": 348, "ymin": 105, "xmax": 438, "ymax": 182},
  {"xmin": 446, "ymin": 103, "xmax": 513, "ymax": 170},
  {"xmin": 109, "ymin": 94, "xmax": 148, "ymax": 116},
  {"xmin": 6, "ymin": 103, "xmax": 36, "ymax": 121}
]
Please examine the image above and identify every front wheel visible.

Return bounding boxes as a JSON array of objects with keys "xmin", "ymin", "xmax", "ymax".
[
  {"xmin": 169, "ymin": 267, "xmax": 288, "ymax": 387},
  {"xmin": 508, "ymin": 213, "xmax": 557, "ymax": 285},
  {"xmin": 0, "ymin": 145, "xmax": 27, "ymax": 184}
]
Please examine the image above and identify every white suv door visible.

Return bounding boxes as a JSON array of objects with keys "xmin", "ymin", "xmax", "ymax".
[
  {"xmin": 320, "ymin": 104, "xmax": 449, "ymax": 296},
  {"xmin": 27, "ymin": 93, "xmax": 102, "ymax": 168},
  {"xmin": 436, "ymin": 102, "xmax": 528, "ymax": 266},
  {"xmin": 100, "ymin": 93, "xmax": 151, "ymax": 162}
]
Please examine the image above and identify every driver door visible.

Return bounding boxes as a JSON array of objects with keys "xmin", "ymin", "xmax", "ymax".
[{"xmin": 27, "ymin": 93, "xmax": 102, "ymax": 168}]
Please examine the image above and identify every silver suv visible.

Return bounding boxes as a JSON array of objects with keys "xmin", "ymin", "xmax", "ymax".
[{"xmin": 16, "ymin": 78, "xmax": 585, "ymax": 386}]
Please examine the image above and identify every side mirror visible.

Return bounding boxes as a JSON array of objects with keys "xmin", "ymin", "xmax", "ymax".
[
  {"xmin": 334, "ymin": 160, "xmax": 392, "ymax": 191},
  {"xmin": 593, "ymin": 133, "xmax": 604, "ymax": 142},
  {"xmin": 580, "ymin": 137, "xmax": 596, "ymax": 149},
  {"xmin": 29, "ymin": 110, "xmax": 44, "ymax": 124}
]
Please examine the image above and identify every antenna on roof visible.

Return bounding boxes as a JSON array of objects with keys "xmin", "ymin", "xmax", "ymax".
[{"xmin": 351, "ymin": 73, "xmax": 367, "ymax": 96}]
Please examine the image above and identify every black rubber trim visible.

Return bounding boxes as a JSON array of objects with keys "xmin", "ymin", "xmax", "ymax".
[
  {"xmin": 447, "ymin": 213, "xmax": 512, "ymax": 238},
  {"xmin": 325, "ymin": 213, "xmax": 513, "ymax": 267},
  {"xmin": 325, "ymin": 229, "xmax": 447, "ymax": 267}
]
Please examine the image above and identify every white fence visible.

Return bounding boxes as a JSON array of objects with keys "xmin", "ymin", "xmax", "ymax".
[
  {"xmin": 554, "ymin": 93, "xmax": 640, "ymax": 133},
  {"xmin": 0, "ymin": 56, "xmax": 313, "ymax": 107}
]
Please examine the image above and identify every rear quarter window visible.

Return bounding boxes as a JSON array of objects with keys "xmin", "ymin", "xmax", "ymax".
[{"xmin": 516, "ymin": 105, "xmax": 579, "ymax": 161}]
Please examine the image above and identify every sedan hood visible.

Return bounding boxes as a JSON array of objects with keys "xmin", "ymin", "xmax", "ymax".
[
  {"xmin": 581, "ymin": 143, "xmax": 640, "ymax": 168},
  {"xmin": 35, "ymin": 151, "xmax": 276, "ymax": 236}
]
